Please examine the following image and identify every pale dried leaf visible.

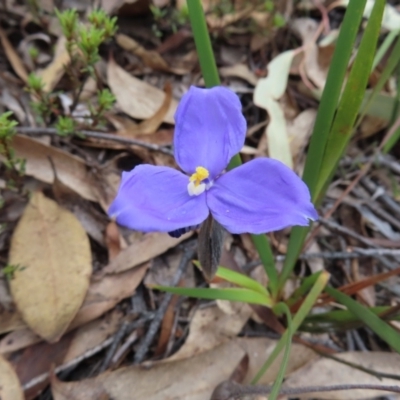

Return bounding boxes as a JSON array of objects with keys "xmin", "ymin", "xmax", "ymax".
[
  {"xmin": 219, "ymin": 64, "xmax": 258, "ymax": 86},
  {"xmin": 253, "ymin": 51, "xmax": 295, "ymax": 167},
  {"xmin": 287, "ymin": 108, "xmax": 316, "ymax": 164},
  {"xmin": 37, "ymin": 36, "xmax": 70, "ymax": 92},
  {"xmin": 9, "ymin": 192, "xmax": 92, "ymax": 342},
  {"xmin": 103, "ymin": 232, "xmax": 192, "ymax": 274},
  {"xmin": 254, "ymin": 50, "xmax": 295, "ymax": 101},
  {"xmin": 0, "ymin": 355, "xmax": 24, "ymax": 400},
  {"xmin": 107, "ymin": 58, "xmax": 177, "ymax": 124},
  {"xmin": 52, "ymin": 340, "xmax": 245, "ymax": 400},
  {"xmin": 285, "ymin": 351, "xmax": 400, "ymax": 399},
  {"xmin": 263, "ymin": 97, "xmax": 293, "ymax": 168},
  {"xmin": 1, "ymin": 135, "xmax": 98, "ymax": 202},
  {"xmin": 0, "ymin": 27, "xmax": 28, "ymax": 82}
]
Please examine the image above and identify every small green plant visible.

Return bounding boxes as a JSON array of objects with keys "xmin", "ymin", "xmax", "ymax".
[
  {"xmin": 26, "ymin": 73, "xmax": 55, "ymax": 124},
  {"xmin": 150, "ymin": 5, "xmax": 190, "ymax": 36},
  {"xmin": 0, "ymin": 112, "xmax": 25, "ymax": 178},
  {"xmin": 25, "ymin": 9, "xmax": 117, "ymax": 135},
  {"xmin": 55, "ymin": 116, "xmax": 76, "ymax": 136},
  {"xmin": 3, "ymin": 264, "xmax": 25, "ymax": 280}
]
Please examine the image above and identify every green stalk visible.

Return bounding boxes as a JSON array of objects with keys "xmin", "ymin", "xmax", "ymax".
[
  {"xmin": 186, "ymin": 0, "xmax": 219, "ymax": 88},
  {"xmin": 187, "ymin": 0, "xmax": 278, "ymax": 296}
]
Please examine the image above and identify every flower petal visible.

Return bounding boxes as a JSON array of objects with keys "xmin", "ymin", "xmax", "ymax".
[
  {"xmin": 206, "ymin": 158, "xmax": 318, "ymax": 234},
  {"xmin": 109, "ymin": 165, "xmax": 209, "ymax": 232},
  {"xmin": 174, "ymin": 86, "xmax": 246, "ymax": 178}
]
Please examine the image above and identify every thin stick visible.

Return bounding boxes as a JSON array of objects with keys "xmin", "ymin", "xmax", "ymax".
[
  {"xmin": 16, "ymin": 127, "xmax": 173, "ymax": 155},
  {"xmin": 211, "ymin": 381, "xmax": 400, "ymax": 400}
]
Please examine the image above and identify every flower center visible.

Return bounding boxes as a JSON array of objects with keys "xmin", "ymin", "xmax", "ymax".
[{"xmin": 187, "ymin": 166, "xmax": 210, "ymax": 196}]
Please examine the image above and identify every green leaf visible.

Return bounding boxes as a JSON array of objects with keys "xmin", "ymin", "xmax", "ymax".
[
  {"xmin": 325, "ymin": 286, "xmax": 400, "ymax": 353},
  {"xmin": 268, "ymin": 303, "xmax": 293, "ymax": 400},
  {"xmin": 215, "ymin": 266, "xmax": 271, "ymax": 297},
  {"xmin": 155, "ymin": 286, "xmax": 271, "ymax": 305},
  {"xmin": 316, "ymin": 0, "xmax": 385, "ymax": 198},
  {"xmin": 279, "ymin": 0, "xmax": 368, "ymax": 291}
]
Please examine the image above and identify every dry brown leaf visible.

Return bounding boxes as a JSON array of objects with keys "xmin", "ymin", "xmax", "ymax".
[
  {"xmin": 63, "ymin": 311, "xmax": 122, "ymax": 363},
  {"xmin": 107, "ymin": 57, "xmax": 177, "ymax": 124},
  {"xmin": 0, "ymin": 355, "xmax": 24, "ymax": 400},
  {"xmin": 3, "ymin": 135, "xmax": 98, "ymax": 202},
  {"xmin": 103, "ymin": 232, "xmax": 192, "ymax": 274},
  {"xmin": 0, "ymin": 309, "xmax": 25, "ymax": 335},
  {"xmin": 166, "ymin": 303, "xmax": 252, "ymax": 362},
  {"xmin": 0, "ymin": 27, "xmax": 29, "ymax": 82},
  {"xmin": 237, "ymin": 337, "xmax": 317, "ymax": 385},
  {"xmin": 285, "ymin": 351, "xmax": 400, "ymax": 399},
  {"xmin": 291, "ymin": 18, "xmax": 330, "ymax": 89},
  {"xmin": 36, "ymin": 36, "xmax": 70, "ymax": 92},
  {"xmin": 0, "ymin": 328, "xmax": 40, "ymax": 355},
  {"xmin": 52, "ymin": 340, "xmax": 245, "ymax": 400},
  {"xmin": 51, "ymin": 372, "xmax": 109, "ymax": 400},
  {"xmin": 105, "ymin": 221, "xmax": 123, "ymax": 261},
  {"xmin": 9, "ymin": 192, "xmax": 92, "ymax": 342},
  {"xmin": 116, "ymin": 33, "xmax": 169, "ymax": 71},
  {"xmin": 69, "ymin": 263, "xmax": 148, "ymax": 329}
]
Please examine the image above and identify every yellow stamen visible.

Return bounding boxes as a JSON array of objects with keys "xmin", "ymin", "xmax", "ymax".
[{"xmin": 189, "ymin": 166, "xmax": 209, "ymax": 187}]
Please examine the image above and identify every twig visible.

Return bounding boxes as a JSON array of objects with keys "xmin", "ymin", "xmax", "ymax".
[
  {"xmin": 210, "ymin": 381, "xmax": 400, "ymax": 400},
  {"xmin": 98, "ymin": 320, "xmax": 129, "ymax": 372},
  {"xmin": 16, "ymin": 127, "xmax": 174, "ymax": 155},
  {"xmin": 23, "ymin": 335, "xmax": 115, "ymax": 391},
  {"xmin": 245, "ymin": 247, "xmax": 400, "ymax": 271},
  {"xmin": 133, "ymin": 246, "xmax": 195, "ymax": 364}
]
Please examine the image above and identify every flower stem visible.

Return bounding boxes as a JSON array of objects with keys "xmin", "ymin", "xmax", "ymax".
[
  {"xmin": 187, "ymin": 0, "xmax": 278, "ymax": 297},
  {"xmin": 186, "ymin": 0, "xmax": 219, "ymax": 88}
]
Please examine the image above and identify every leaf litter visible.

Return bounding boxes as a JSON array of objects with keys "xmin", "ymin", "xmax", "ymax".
[{"xmin": 1, "ymin": 1, "xmax": 400, "ymax": 399}]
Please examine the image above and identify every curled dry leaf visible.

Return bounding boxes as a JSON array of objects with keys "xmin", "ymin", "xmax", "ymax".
[
  {"xmin": 107, "ymin": 57, "xmax": 177, "ymax": 124},
  {"xmin": 0, "ymin": 27, "xmax": 29, "ymax": 83},
  {"xmin": 254, "ymin": 50, "xmax": 295, "ymax": 168},
  {"xmin": 0, "ymin": 355, "xmax": 24, "ymax": 400},
  {"xmin": 4, "ymin": 135, "xmax": 98, "ymax": 202},
  {"xmin": 9, "ymin": 192, "xmax": 92, "ymax": 342},
  {"xmin": 116, "ymin": 33, "xmax": 169, "ymax": 71},
  {"xmin": 219, "ymin": 64, "xmax": 258, "ymax": 86}
]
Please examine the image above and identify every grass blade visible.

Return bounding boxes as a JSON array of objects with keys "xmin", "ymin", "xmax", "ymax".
[
  {"xmin": 316, "ymin": 0, "xmax": 385, "ymax": 197},
  {"xmin": 155, "ymin": 286, "xmax": 272, "ymax": 306},
  {"xmin": 252, "ymin": 271, "xmax": 330, "ymax": 383},
  {"xmin": 325, "ymin": 286, "xmax": 400, "ymax": 353},
  {"xmin": 278, "ymin": 0, "xmax": 368, "ymax": 291}
]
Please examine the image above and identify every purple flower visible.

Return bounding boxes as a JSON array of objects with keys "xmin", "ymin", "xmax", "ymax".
[{"xmin": 109, "ymin": 86, "xmax": 318, "ymax": 236}]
